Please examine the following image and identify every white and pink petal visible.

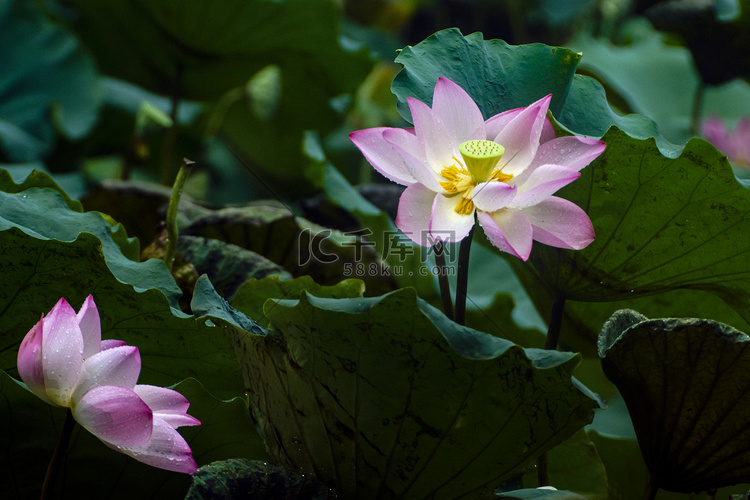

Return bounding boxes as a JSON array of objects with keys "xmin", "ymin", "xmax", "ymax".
[
  {"xmin": 409, "ymin": 97, "xmax": 456, "ymax": 173},
  {"xmin": 524, "ymin": 136, "xmax": 606, "ymax": 175},
  {"xmin": 136, "ymin": 383, "xmax": 201, "ymax": 428},
  {"xmin": 471, "ymin": 181, "xmax": 516, "ymax": 212},
  {"xmin": 135, "ymin": 385, "xmax": 193, "ymax": 415},
  {"xmin": 17, "ymin": 318, "xmax": 52, "ymax": 404},
  {"xmin": 523, "ymin": 197, "xmax": 595, "ymax": 250},
  {"xmin": 430, "ymin": 194, "xmax": 475, "ymax": 243},
  {"xmin": 349, "ymin": 128, "xmax": 417, "ymax": 186},
  {"xmin": 73, "ymin": 385, "xmax": 153, "ymax": 448},
  {"xmin": 101, "ymin": 339, "xmax": 127, "ymax": 350},
  {"xmin": 484, "ymin": 107, "xmax": 523, "ymax": 139},
  {"xmin": 511, "ymin": 165, "xmax": 580, "ymax": 208},
  {"xmin": 431, "ymin": 77, "xmax": 486, "ymax": 146},
  {"xmin": 41, "ymin": 299, "xmax": 85, "ymax": 406},
  {"xmin": 478, "ymin": 209, "xmax": 534, "ymax": 261},
  {"xmin": 490, "ymin": 95, "xmax": 552, "ymax": 177},
  {"xmin": 486, "ymin": 105, "xmax": 555, "ymax": 146},
  {"xmin": 395, "ymin": 183, "xmax": 438, "ymax": 246},
  {"xmin": 77, "ymin": 295, "xmax": 102, "ymax": 359},
  {"xmin": 71, "ymin": 345, "xmax": 142, "ymax": 402},
  {"xmin": 383, "ymin": 129, "xmax": 442, "ymax": 190},
  {"xmin": 107, "ymin": 417, "xmax": 198, "ymax": 474}
]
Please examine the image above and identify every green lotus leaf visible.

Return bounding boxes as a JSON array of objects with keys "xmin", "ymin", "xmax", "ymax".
[
  {"xmin": 178, "ymin": 236, "xmax": 292, "ymax": 301},
  {"xmin": 0, "ymin": 168, "xmax": 82, "ymax": 211},
  {"xmin": 495, "ymin": 126, "xmax": 750, "ymax": 356},
  {"xmin": 598, "ymin": 309, "xmax": 750, "ymax": 493},
  {"xmin": 0, "ymin": 171, "xmax": 182, "ymax": 307},
  {"xmin": 231, "ymin": 274, "xmax": 365, "ymax": 326},
  {"xmin": 235, "ymin": 288, "xmax": 598, "ymax": 499},
  {"xmin": 391, "ymin": 28, "xmax": 677, "ymax": 157},
  {"xmin": 185, "ymin": 459, "xmax": 335, "ymax": 500},
  {"xmin": 0, "ymin": 0, "xmax": 100, "ymax": 161}
]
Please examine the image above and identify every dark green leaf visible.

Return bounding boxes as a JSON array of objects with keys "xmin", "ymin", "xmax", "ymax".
[
  {"xmin": 520, "ymin": 430, "xmax": 608, "ymax": 499},
  {"xmin": 185, "ymin": 459, "xmax": 335, "ymax": 500},
  {"xmin": 70, "ymin": 0, "xmax": 369, "ymax": 101},
  {"xmin": 191, "ymin": 274, "xmax": 267, "ymax": 338},
  {"xmin": 179, "ymin": 237, "xmax": 292, "ymax": 301},
  {"xmin": 182, "ymin": 203, "xmax": 394, "ymax": 296},
  {"xmin": 172, "ymin": 378, "xmax": 268, "ymax": 466},
  {"xmin": 391, "ymin": 28, "xmax": 677, "ymax": 156},
  {"xmin": 69, "ymin": 0, "xmax": 371, "ymax": 186},
  {"xmin": 0, "ymin": 168, "xmax": 83, "ymax": 211},
  {"xmin": 599, "ymin": 310, "xmax": 750, "ymax": 493},
  {"xmin": 525, "ymin": 128, "xmax": 750, "ymax": 319},
  {"xmin": 0, "ymin": 174, "xmax": 182, "ymax": 306},
  {"xmin": 231, "ymin": 274, "xmax": 365, "ymax": 326},
  {"xmin": 0, "ymin": 0, "xmax": 100, "ymax": 161},
  {"xmin": 236, "ymin": 288, "xmax": 597, "ymax": 499}
]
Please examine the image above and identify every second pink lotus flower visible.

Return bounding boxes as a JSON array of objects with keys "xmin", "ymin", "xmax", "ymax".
[{"xmin": 17, "ymin": 295, "xmax": 200, "ymax": 474}]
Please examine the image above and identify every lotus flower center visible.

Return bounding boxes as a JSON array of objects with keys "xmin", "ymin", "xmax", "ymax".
[{"xmin": 439, "ymin": 140, "xmax": 514, "ymax": 215}]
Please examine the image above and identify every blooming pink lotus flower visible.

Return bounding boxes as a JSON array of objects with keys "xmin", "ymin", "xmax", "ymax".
[
  {"xmin": 17, "ymin": 296, "xmax": 200, "ymax": 474},
  {"xmin": 350, "ymin": 77, "xmax": 606, "ymax": 260},
  {"xmin": 701, "ymin": 116, "xmax": 750, "ymax": 167}
]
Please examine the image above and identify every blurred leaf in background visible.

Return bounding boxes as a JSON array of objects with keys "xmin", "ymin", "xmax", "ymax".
[{"xmin": 0, "ymin": 0, "xmax": 100, "ymax": 162}]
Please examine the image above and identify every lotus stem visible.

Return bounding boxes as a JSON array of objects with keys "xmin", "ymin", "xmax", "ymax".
[
  {"xmin": 433, "ymin": 240, "xmax": 454, "ymax": 321},
  {"xmin": 536, "ymin": 297, "xmax": 568, "ymax": 485},
  {"xmin": 543, "ymin": 297, "xmax": 567, "ymax": 351},
  {"xmin": 455, "ymin": 225, "xmax": 475, "ymax": 326},
  {"xmin": 40, "ymin": 409, "xmax": 76, "ymax": 500}
]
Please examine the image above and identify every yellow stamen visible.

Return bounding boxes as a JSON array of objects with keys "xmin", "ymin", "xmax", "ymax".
[
  {"xmin": 489, "ymin": 169, "xmax": 514, "ymax": 183},
  {"xmin": 455, "ymin": 196, "xmax": 475, "ymax": 215},
  {"xmin": 439, "ymin": 163, "xmax": 474, "ymax": 193}
]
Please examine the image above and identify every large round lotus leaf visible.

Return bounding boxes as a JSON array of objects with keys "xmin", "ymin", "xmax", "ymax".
[
  {"xmin": 598, "ymin": 309, "xmax": 750, "ymax": 493},
  {"xmin": 503, "ymin": 125, "xmax": 750, "ymax": 335},
  {"xmin": 391, "ymin": 28, "xmax": 676, "ymax": 157},
  {"xmin": 235, "ymin": 288, "xmax": 598, "ymax": 499},
  {"xmin": 0, "ymin": 0, "xmax": 100, "ymax": 161}
]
